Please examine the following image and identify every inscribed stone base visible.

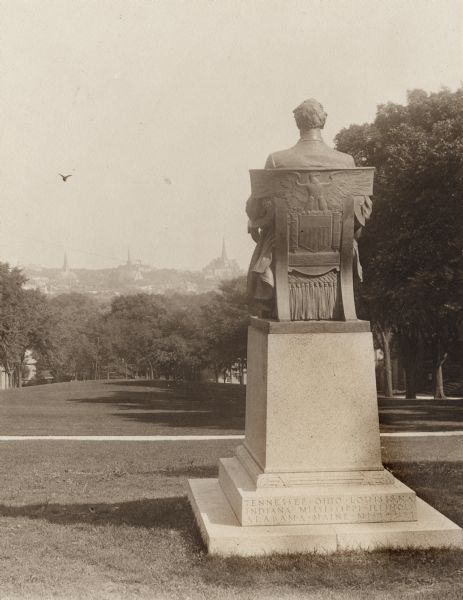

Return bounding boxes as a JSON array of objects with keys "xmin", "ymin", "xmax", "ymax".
[
  {"xmin": 188, "ymin": 479, "xmax": 463, "ymax": 557},
  {"xmin": 218, "ymin": 456, "xmax": 417, "ymax": 526}
]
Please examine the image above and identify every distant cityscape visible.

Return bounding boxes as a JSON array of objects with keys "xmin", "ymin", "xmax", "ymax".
[{"xmin": 21, "ymin": 239, "xmax": 243, "ymax": 300}]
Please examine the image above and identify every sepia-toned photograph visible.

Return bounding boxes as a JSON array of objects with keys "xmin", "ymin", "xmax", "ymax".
[{"xmin": 0, "ymin": 1, "xmax": 462, "ymax": 598}]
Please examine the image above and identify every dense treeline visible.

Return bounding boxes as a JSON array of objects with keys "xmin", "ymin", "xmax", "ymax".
[
  {"xmin": 0, "ymin": 268, "xmax": 249, "ymax": 387},
  {"xmin": 336, "ymin": 87, "xmax": 463, "ymax": 398}
]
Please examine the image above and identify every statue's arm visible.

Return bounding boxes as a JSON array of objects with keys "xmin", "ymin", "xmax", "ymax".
[
  {"xmin": 246, "ymin": 195, "xmax": 274, "ymax": 227},
  {"xmin": 247, "ymin": 214, "xmax": 261, "ymax": 243},
  {"xmin": 354, "ymin": 196, "xmax": 373, "ymax": 230},
  {"xmin": 246, "ymin": 154, "xmax": 276, "ymax": 242}
]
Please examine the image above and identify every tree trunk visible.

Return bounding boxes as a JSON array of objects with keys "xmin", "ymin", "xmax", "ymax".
[
  {"xmin": 433, "ymin": 338, "xmax": 447, "ymax": 400},
  {"xmin": 404, "ymin": 360, "xmax": 417, "ymax": 399},
  {"xmin": 398, "ymin": 333, "xmax": 419, "ymax": 399},
  {"xmin": 434, "ymin": 364, "xmax": 446, "ymax": 399},
  {"xmin": 379, "ymin": 327, "xmax": 394, "ymax": 398}
]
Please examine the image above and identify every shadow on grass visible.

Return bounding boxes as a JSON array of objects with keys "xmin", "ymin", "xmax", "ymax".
[
  {"xmin": 379, "ymin": 397, "xmax": 463, "ymax": 432},
  {"xmin": 1, "ymin": 460, "xmax": 460, "ymax": 525},
  {"xmin": 66, "ymin": 380, "xmax": 246, "ymax": 431},
  {"xmin": 0, "ymin": 495, "xmax": 203, "ymax": 547},
  {"xmin": 67, "ymin": 380, "xmax": 463, "ymax": 432}
]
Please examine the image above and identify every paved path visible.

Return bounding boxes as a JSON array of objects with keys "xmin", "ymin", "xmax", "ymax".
[
  {"xmin": 380, "ymin": 431, "xmax": 463, "ymax": 437},
  {"xmin": 0, "ymin": 435, "xmax": 245, "ymax": 441},
  {"xmin": 1, "ymin": 431, "xmax": 463, "ymax": 441}
]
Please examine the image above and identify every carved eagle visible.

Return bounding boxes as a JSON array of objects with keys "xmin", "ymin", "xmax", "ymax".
[{"xmin": 273, "ymin": 170, "xmax": 373, "ymax": 212}]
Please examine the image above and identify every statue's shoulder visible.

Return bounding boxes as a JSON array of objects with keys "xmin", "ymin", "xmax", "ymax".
[
  {"xmin": 311, "ymin": 143, "xmax": 356, "ymax": 167},
  {"xmin": 330, "ymin": 148, "xmax": 356, "ymax": 167},
  {"xmin": 266, "ymin": 143, "xmax": 356, "ymax": 170},
  {"xmin": 264, "ymin": 145, "xmax": 301, "ymax": 169}
]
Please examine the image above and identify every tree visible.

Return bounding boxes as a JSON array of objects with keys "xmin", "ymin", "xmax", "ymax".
[
  {"xmin": 105, "ymin": 292, "xmax": 211, "ymax": 381},
  {"xmin": 336, "ymin": 88, "xmax": 463, "ymax": 398},
  {"xmin": 200, "ymin": 277, "xmax": 250, "ymax": 383},
  {"xmin": 0, "ymin": 264, "xmax": 54, "ymax": 386},
  {"xmin": 40, "ymin": 293, "xmax": 104, "ymax": 381},
  {"xmin": 14, "ymin": 289, "xmax": 53, "ymax": 386},
  {"xmin": 106, "ymin": 294, "xmax": 166, "ymax": 378},
  {"xmin": 0, "ymin": 264, "xmax": 28, "ymax": 386}
]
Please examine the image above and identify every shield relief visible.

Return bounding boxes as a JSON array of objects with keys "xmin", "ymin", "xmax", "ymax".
[{"xmin": 298, "ymin": 214, "xmax": 336, "ymax": 252}]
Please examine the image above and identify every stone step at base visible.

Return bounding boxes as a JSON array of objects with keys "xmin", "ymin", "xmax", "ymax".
[
  {"xmin": 219, "ymin": 457, "xmax": 417, "ymax": 526},
  {"xmin": 188, "ymin": 478, "xmax": 463, "ymax": 557}
]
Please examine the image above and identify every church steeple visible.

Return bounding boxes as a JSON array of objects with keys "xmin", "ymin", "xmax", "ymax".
[{"xmin": 57, "ymin": 250, "xmax": 78, "ymax": 286}]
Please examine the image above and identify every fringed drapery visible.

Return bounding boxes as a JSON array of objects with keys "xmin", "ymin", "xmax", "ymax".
[{"xmin": 289, "ymin": 270, "xmax": 338, "ymax": 320}]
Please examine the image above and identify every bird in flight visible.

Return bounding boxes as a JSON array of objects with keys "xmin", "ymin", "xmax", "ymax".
[{"xmin": 59, "ymin": 173, "xmax": 73, "ymax": 182}]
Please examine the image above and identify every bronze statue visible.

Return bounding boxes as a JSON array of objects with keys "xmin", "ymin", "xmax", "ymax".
[{"xmin": 246, "ymin": 99, "xmax": 372, "ymax": 320}]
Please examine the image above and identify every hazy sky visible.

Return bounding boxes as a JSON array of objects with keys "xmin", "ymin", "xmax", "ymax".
[{"xmin": 1, "ymin": 0, "xmax": 461, "ymax": 270}]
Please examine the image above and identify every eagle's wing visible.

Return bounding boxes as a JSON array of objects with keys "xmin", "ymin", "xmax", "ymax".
[
  {"xmin": 323, "ymin": 176, "xmax": 347, "ymax": 211},
  {"xmin": 275, "ymin": 172, "xmax": 310, "ymax": 209},
  {"xmin": 324, "ymin": 170, "xmax": 373, "ymax": 211}
]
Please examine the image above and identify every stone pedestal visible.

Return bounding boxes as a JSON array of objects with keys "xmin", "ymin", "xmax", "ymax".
[
  {"xmin": 240, "ymin": 319, "xmax": 383, "ymax": 476},
  {"xmin": 188, "ymin": 319, "xmax": 463, "ymax": 555}
]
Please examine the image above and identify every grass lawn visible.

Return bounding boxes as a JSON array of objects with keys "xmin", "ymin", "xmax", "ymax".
[
  {"xmin": 0, "ymin": 381, "xmax": 246, "ymax": 436},
  {"xmin": 1, "ymin": 380, "xmax": 462, "ymax": 436},
  {"xmin": 0, "ymin": 381, "xmax": 462, "ymax": 599}
]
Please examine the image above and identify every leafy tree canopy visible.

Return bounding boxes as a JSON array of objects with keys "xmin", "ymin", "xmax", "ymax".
[
  {"xmin": 335, "ymin": 87, "xmax": 463, "ymax": 333},
  {"xmin": 335, "ymin": 88, "xmax": 463, "ymax": 397}
]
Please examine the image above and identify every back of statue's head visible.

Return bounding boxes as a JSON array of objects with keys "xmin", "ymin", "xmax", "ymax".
[{"xmin": 293, "ymin": 99, "xmax": 327, "ymax": 130}]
